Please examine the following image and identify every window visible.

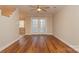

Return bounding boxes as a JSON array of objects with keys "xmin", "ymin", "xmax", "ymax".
[
  {"xmin": 19, "ymin": 20, "xmax": 24, "ymax": 28},
  {"xmin": 32, "ymin": 18, "xmax": 47, "ymax": 33},
  {"xmin": 39, "ymin": 19, "xmax": 46, "ymax": 32},
  {"xmin": 32, "ymin": 19, "xmax": 38, "ymax": 32}
]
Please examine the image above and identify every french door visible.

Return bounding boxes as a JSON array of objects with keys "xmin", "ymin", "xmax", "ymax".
[{"xmin": 32, "ymin": 18, "xmax": 47, "ymax": 34}]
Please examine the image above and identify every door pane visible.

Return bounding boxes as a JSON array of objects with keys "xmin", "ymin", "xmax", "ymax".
[
  {"xmin": 32, "ymin": 18, "xmax": 47, "ymax": 33},
  {"xmin": 39, "ymin": 19, "xmax": 46, "ymax": 32},
  {"xmin": 32, "ymin": 19, "xmax": 38, "ymax": 32}
]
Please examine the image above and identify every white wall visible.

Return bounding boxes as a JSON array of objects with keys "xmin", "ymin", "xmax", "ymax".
[
  {"xmin": 53, "ymin": 6, "xmax": 79, "ymax": 51},
  {"xmin": 25, "ymin": 16, "xmax": 31, "ymax": 35},
  {"xmin": 47, "ymin": 15, "xmax": 53, "ymax": 34},
  {"xmin": 25, "ymin": 15, "xmax": 53, "ymax": 35},
  {"xmin": 0, "ymin": 9, "xmax": 19, "ymax": 51}
]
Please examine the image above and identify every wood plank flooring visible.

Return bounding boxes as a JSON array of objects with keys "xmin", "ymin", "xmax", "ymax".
[{"xmin": 1, "ymin": 35, "xmax": 77, "ymax": 53}]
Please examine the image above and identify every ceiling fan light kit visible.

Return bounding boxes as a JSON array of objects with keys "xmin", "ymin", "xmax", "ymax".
[{"xmin": 37, "ymin": 8, "xmax": 42, "ymax": 11}]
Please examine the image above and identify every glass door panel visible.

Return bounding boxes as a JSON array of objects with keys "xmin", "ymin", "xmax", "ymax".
[
  {"xmin": 32, "ymin": 19, "xmax": 38, "ymax": 32},
  {"xmin": 39, "ymin": 19, "xmax": 46, "ymax": 33},
  {"xmin": 32, "ymin": 18, "xmax": 47, "ymax": 34}
]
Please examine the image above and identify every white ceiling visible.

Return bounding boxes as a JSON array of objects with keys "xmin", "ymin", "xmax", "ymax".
[
  {"xmin": 16, "ymin": 5, "xmax": 65, "ymax": 16},
  {"xmin": 0, "ymin": 5, "xmax": 66, "ymax": 16}
]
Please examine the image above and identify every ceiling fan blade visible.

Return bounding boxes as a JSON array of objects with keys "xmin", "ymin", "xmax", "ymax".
[
  {"xmin": 31, "ymin": 9, "xmax": 36, "ymax": 11},
  {"xmin": 41, "ymin": 8, "xmax": 47, "ymax": 12}
]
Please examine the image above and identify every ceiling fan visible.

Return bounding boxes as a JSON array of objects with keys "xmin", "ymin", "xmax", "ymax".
[{"xmin": 30, "ymin": 5, "xmax": 50, "ymax": 12}]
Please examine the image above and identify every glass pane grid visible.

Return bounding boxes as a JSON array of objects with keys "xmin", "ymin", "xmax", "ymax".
[{"xmin": 32, "ymin": 18, "xmax": 46, "ymax": 33}]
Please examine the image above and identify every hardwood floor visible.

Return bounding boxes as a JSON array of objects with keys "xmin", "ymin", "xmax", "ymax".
[{"xmin": 1, "ymin": 35, "xmax": 77, "ymax": 53}]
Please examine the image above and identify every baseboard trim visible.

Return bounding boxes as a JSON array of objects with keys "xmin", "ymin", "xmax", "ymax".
[
  {"xmin": 54, "ymin": 35, "xmax": 79, "ymax": 52},
  {"xmin": 0, "ymin": 35, "xmax": 25, "ymax": 52}
]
